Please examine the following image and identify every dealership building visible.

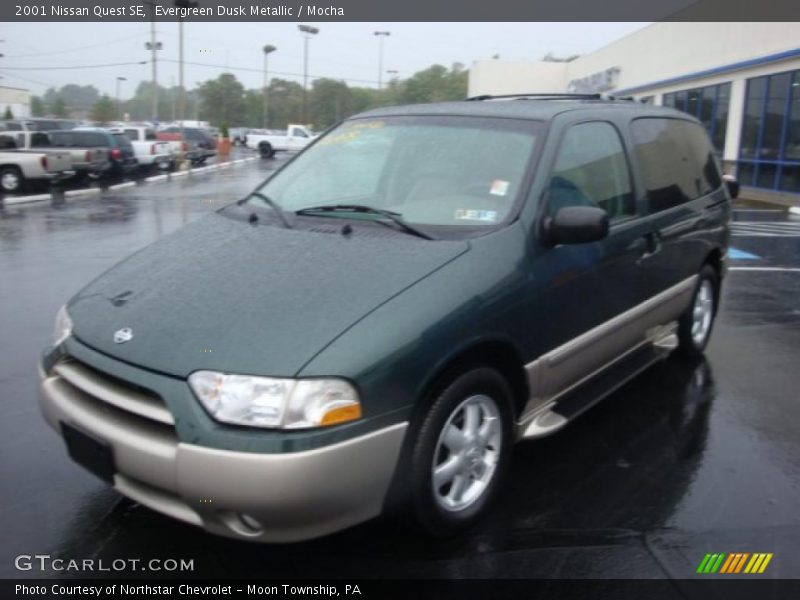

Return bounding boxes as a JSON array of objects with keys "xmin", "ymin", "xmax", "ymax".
[{"xmin": 469, "ymin": 23, "xmax": 800, "ymax": 202}]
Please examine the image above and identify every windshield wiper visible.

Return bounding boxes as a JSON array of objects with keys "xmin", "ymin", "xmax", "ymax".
[
  {"xmin": 238, "ymin": 192, "xmax": 292, "ymax": 229},
  {"xmin": 295, "ymin": 204, "xmax": 434, "ymax": 240}
]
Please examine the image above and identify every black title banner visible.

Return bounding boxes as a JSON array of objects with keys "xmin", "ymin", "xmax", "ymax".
[{"xmin": 4, "ymin": 0, "xmax": 800, "ymax": 22}]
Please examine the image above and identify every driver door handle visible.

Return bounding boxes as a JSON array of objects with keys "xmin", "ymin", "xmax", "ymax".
[{"xmin": 636, "ymin": 231, "xmax": 662, "ymax": 264}]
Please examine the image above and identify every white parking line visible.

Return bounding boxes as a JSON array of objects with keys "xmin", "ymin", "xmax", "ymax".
[
  {"xmin": 108, "ymin": 181, "xmax": 137, "ymax": 190},
  {"xmin": 729, "ymin": 267, "xmax": 800, "ymax": 272},
  {"xmin": 733, "ymin": 208, "xmax": 785, "ymax": 213},
  {"xmin": 3, "ymin": 193, "xmax": 51, "ymax": 205},
  {"xmin": 731, "ymin": 221, "xmax": 800, "ymax": 237},
  {"xmin": 64, "ymin": 187, "xmax": 101, "ymax": 197},
  {"xmin": 145, "ymin": 174, "xmax": 169, "ymax": 183}
]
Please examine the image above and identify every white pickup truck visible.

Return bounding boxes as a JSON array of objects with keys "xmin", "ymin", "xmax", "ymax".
[
  {"xmin": 245, "ymin": 124, "xmax": 316, "ymax": 158},
  {"xmin": 110, "ymin": 126, "xmax": 174, "ymax": 171},
  {"xmin": 0, "ymin": 136, "xmax": 73, "ymax": 194}
]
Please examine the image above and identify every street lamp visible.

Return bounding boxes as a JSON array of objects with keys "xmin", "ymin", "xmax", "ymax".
[
  {"xmin": 115, "ymin": 77, "xmax": 127, "ymax": 121},
  {"xmin": 298, "ymin": 24, "xmax": 319, "ymax": 125},
  {"xmin": 374, "ymin": 31, "xmax": 390, "ymax": 90},
  {"xmin": 262, "ymin": 44, "xmax": 276, "ymax": 129}
]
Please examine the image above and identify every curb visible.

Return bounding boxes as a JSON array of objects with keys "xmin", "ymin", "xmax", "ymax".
[{"xmin": 1, "ymin": 153, "xmax": 259, "ymax": 206}]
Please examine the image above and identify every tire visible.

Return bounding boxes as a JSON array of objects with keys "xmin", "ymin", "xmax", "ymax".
[
  {"xmin": 0, "ymin": 166, "xmax": 25, "ymax": 194},
  {"xmin": 259, "ymin": 142, "xmax": 275, "ymax": 159},
  {"xmin": 405, "ymin": 367, "xmax": 514, "ymax": 537},
  {"xmin": 677, "ymin": 265, "xmax": 718, "ymax": 359}
]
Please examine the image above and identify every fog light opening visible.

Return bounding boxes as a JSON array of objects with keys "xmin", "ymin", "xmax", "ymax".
[{"xmin": 220, "ymin": 510, "xmax": 264, "ymax": 537}]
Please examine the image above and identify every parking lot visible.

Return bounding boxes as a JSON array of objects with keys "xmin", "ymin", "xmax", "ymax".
[{"xmin": 1, "ymin": 159, "xmax": 799, "ymax": 580}]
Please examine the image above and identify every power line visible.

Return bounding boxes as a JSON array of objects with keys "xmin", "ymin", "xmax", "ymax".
[
  {"xmin": 161, "ymin": 58, "xmax": 381, "ymax": 86},
  {"xmin": 2, "ymin": 32, "xmax": 147, "ymax": 59},
  {"xmin": 0, "ymin": 61, "xmax": 148, "ymax": 71}
]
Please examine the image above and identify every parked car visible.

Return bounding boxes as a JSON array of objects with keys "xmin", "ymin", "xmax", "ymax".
[
  {"xmin": 71, "ymin": 128, "xmax": 138, "ymax": 177},
  {"xmin": 156, "ymin": 127, "xmax": 216, "ymax": 166},
  {"xmin": 245, "ymin": 124, "xmax": 315, "ymax": 157},
  {"xmin": 229, "ymin": 127, "xmax": 249, "ymax": 146},
  {"xmin": 111, "ymin": 126, "xmax": 174, "ymax": 171},
  {"xmin": 39, "ymin": 95, "xmax": 734, "ymax": 542},
  {"xmin": 0, "ymin": 135, "xmax": 73, "ymax": 193},
  {"xmin": 9, "ymin": 130, "xmax": 111, "ymax": 180}
]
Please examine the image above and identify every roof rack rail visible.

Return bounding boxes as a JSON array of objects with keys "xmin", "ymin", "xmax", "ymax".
[{"xmin": 466, "ymin": 92, "xmax": 638, "ymax": 102}]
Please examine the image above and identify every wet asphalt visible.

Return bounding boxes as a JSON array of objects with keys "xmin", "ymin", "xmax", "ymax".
[{"xmin": 1, "ymin": 158, "xmax": 799, "ymax": 581}]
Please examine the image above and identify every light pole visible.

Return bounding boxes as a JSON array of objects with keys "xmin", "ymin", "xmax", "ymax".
[
  {"xmin": 115, "ymin": 77, "xmax": 127, "ymax": 121},
  {"xmin": 298, "ymin": 24, "xmax": 319, "ymax": 125},
  {"xmin": 262, "ymin": 44, "xmax": 276, "ymax": 129},
  {"xmin": 174, "ymin": 0, "xmax": 198, "ymax": 127},
  {"xmin": 374, "ymin": 31, "xmax": 390, "ymax": 90}
]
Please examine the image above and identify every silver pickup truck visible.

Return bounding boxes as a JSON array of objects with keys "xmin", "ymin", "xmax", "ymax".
[
  {"xmin": 0, "ymin": 136, "xmax": 73, "ymax": 194},
  {"xmin": 13, "ymin": 131, "xmax": 111, "ymax": 180}
]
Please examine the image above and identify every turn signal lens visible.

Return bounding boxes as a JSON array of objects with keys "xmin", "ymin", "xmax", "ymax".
[{"xmin": 320, "ymin": 403, "xmax": 362, "ymax": 426}]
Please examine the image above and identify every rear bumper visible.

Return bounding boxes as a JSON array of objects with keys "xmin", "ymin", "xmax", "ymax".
[{"xmin": 39, "ymin": 367, "xmax": 407, "ymax": 542}]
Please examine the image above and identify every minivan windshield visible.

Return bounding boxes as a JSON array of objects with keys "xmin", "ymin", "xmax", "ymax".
[{"xmin": 248, "ymin": 115, "xmax": 541, "ymax": 230}]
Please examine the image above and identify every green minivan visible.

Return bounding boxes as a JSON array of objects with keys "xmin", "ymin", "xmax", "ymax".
[{"xmin": 39, "ymin": 95, "xmax": 733, "ymax": 542}]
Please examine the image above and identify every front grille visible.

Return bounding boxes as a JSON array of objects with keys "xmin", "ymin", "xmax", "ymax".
[{"xmin": 53, "ymin": 358, "xmax": 175, "ymax": 429}]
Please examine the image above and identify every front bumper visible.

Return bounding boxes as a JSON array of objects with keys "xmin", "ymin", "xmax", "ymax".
[{"xmin": 39, "ymin": 361, "xmax": 407, "ymax": 542}]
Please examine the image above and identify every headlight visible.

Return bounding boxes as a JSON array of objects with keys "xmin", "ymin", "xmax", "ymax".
[
  {"xmin": 53, "ymin": 305, "xmax": 72, "ymax": 347},
  {"xmin": 188, "ymin": 371, "xmax": 362, "ymax": 429}
]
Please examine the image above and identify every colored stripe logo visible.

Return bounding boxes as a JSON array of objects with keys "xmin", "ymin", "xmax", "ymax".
[{"xmin": 696, "ymin": 553, "xmax": 773, "ymax": 574}]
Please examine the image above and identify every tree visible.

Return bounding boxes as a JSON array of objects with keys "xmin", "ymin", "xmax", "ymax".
[
  {"xmin": 31, "ymin": 96, "xmax": 46, "ymax": 117},
  {"xmin": 3, "ymin": 106, "xmax": 13, "ymax": 119},
  {"xmin": 90, "ymin": 95, "xmax": 116, "ymax": 124},
  {"xmin": 43, "ymin": 84, "xmax": 100, "ymax": 112},
  {"xmin": 51, "ymin": 97, "xmax": 69, "ymax": 118},
  {"xmin": 197, "ymin": 73, "xmax": 246, "ymax": 127},
  {"xmin": 397, "ymin": 65, "xmax": 467, "ymax": 104},
  {"xmin": 309, "ymin": 78, "xmax": 352, "ymax": 129}
]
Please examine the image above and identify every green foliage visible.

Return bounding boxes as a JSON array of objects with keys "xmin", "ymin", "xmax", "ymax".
[
  {"xmin": 43, "ymin": 84, "xmax": 100, "ymax": 112},
  {"xmin": 197, "ymin": 73, "xmax": 246, "ymax": 127},
  {"xmin": 220, "ymin": 121, "xmax": 229, "ymax": 138},
  {"xmin": 51, "ymin": 97, "xmax": 69, "ymax": 118},
  {"xmin": 30, "ymin": 96, "xmax": 46, "ymax": 117},
  {"xmin": 90, "ymin": 95, "xmax": 116, "ymax": 125},
  {"xmin": 3, "ymin": 106, "xmax": 13, "ymax": 119}
]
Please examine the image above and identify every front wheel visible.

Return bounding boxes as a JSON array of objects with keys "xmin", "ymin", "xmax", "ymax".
[
  {"xmin": 677, "ymin": 265, "xmax": 718, "ymax": 359},
  {"xmin": 406, "ymin": 367, "xmax": 514, "ymax": 537}
]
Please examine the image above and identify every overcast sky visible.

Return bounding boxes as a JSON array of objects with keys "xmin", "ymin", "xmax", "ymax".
[{"xmin": 0, "ymin": 22, "xmax": 649, "ymax": 97}]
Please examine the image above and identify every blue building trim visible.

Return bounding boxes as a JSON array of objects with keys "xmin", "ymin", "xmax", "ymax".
[{"xmin": 615, "ymin": 47, "xmax": 800, "ymax": 95}]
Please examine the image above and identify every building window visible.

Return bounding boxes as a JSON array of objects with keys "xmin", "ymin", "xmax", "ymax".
[
  {"xmin": 738, "ymin": 69, "xmax": 800, "ymax": 193},
  {"xmin": 663, "ymin": 83, "xmax": 731, "ymax": 153}
]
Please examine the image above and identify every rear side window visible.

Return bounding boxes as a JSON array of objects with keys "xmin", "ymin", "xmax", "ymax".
[
  {"xmin": 30, "ymin": 133, "xmax": 50, "ymax": 147},
  {"xmin": 631, "ymin": 118, "xmax": 722, "ymax": 213},
  {"xmin": 547, "ymin": 121, "xmax": 636, "ymax": 221},
  {"xmin": 124, "ymin": 129, "xmax": 138, "ymax": 141},
  {"xmin": 49, "ymin": 131, "xmax": 74, "ymax": 146},
  {"xmin": 112, "ymin": 133, "xmax": 133, "ymax": 149},
  {"xmin": 144, "ymin": 129, "xmax": 157, "ymax": 141}
]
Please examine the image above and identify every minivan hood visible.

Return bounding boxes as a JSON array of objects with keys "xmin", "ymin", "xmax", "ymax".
[{"xmin": 67, "ymin": 213, "xmax": 468, "ymax": 378}]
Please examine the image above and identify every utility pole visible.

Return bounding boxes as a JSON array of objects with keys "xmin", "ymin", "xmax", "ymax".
[
  {"xmin": 298, "ymin": 24, "xmax": 319, "ymax": 125},
  {"xmin": 144, "ymin": 3, "xmax": 162, "ymax": 123},
  {"xmin": 374, "ymin": 31, "xmax": 390, "ymax": 90},
  {"xmin": 262, "ymin": 45, "xmax": 276, "ymax": 129},
  {"xmin": 115, "ymin": 77, "xmax": 127, "ymax": 121}
]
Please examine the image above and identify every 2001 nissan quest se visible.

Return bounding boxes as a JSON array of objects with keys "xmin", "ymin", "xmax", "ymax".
[{"xmin": 39, "ymin": 94, "xmax": 736, "ymax": 542}]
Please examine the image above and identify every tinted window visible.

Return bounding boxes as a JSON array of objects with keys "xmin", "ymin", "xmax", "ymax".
[
  {"xmin": 76, "ymin": 132, "xmax": 107, "ymax": 147},
  {"xmin": 29, "ymin": 120, "xmax": 65, "ymax": 131},
  {"xmin": 48, "ymin": 131, "xmax": 75, "ymax": 146},
  {"xmin": 547, "ymin": 121, "xmax": 635, "ymax": 221},
  {"xmin": 124, "ymin": 129, "xmax": 138, "ymax": 141},
  {"xmin": 631, "ymin": 118, "xmax": 722, "ymax": 213},
  {"xmin": 30, "ymin": 133, "xmax": 51, "ymax": 147},
  {"xmin": 145, "ymin": 129, "xmax": 157, "ymax": 141},
  {"xmin": 112, "ymin": 133, "xmax": 133, "ymax": 149},
  {"xmin": 2, "ymin": 121, "xmax": 22, "ymax": 131}
]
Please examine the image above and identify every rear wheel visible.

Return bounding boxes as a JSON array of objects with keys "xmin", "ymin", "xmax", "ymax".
[
  {"xmin": 677, "ymin": 265, "xmax": 718, "ymax": 359},
  {"xmin": 0, "ymin": 166, "xmax": 24, "ymax": 193},
  {"xmin": 259, "ymin": 142, "xmax": 275, "ymax": 159},
  {"xmin": 406, "ymin": 367, "xmax": 513, "ymax": 537}
]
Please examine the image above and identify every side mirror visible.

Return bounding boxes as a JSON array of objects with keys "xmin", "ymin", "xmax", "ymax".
[
  {"xmin": 724, "ymin": 175, "xmax": 740, "ymax": 199},
  {"xmin": 543, "ymin": 206, "xmax": 609, "ymax": 246}
]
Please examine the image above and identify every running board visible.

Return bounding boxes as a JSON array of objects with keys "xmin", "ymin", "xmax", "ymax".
[{"xmin": 521, "ymin": 337, "xmax": 674, "ymax": 440}]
